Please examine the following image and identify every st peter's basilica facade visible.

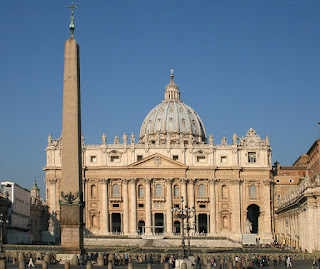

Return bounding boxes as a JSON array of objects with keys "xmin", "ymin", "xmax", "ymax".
[{"xmin": 45, "ymin": 73, "xmax": 273, "ymax": 244}]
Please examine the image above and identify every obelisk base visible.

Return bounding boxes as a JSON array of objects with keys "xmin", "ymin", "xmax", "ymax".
[{"xmin": 60, "ymin": 204, "xmax": 83, "ymax": 251}]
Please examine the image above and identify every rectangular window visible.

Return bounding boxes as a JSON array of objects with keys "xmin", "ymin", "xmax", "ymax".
[
  {"xmin": 90, "ymin": 156, "xmax": 97, "ymax": 163},
  {"xmin": 221, "ymin": 156, "xmax": 227, "ymax": 163},
  {"xmin": 137, "ymin": 155, "xmax": 143, "ymax": 161},
  {"xmin": 199, "ymin": 204, "xmax": 206, "ymax": 209},
  {"xmin": 197, "ymin": 156, "xmax": 206, "ymax": 163},
  {"xmin": 173, "ymin": 155, "xmax": 179, "ymax": 161},
  {"xmin": 248, "ymin": 152, "xmax": 256, "ymax": 163},
  {"xmin": 174, "ymin": 204, "xmax": 179, "ymax": 208},
  {"xmin": 112, "ymin": 204, "xmax": 120, "ymax": 208},
  {"xmin": 138, "ymin": 204, "xmax": 144, "ymax": 208},
  {"xmin": 111, "ymin": 156, "xmax": 120, "ymax": 162},
  {"xmin": 277, "ymin": 194, "xmax": 281, "ymax": 201}
]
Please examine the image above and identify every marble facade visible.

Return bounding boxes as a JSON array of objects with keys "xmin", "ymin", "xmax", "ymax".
[{"xmin": 45, "ymin": 77, "xmax": 273, "ymax": 244}]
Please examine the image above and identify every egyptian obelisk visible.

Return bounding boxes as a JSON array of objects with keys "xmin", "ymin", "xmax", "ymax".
[{"xmin": 60, "ymin": 3, "xmax": 83, "ymax": 252}]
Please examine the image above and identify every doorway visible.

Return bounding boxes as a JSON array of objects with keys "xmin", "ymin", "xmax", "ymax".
[{"xmin": 247, "ymin": 204, "xmax": 260, "ymax": 233}]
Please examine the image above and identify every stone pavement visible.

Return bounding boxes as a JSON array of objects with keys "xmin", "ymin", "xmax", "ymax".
[{"xmin": 3, "ymin": 259, "xmax": 316, "ymax": 269}]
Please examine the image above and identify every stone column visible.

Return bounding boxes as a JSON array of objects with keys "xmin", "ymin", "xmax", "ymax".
[
  {"xmin": 123, "ymin": 179, "xmax": 129, "ymax": 234},
  {"xmin": 231, "ymin": 179, "xmax": 241, "ymax": 237},
  {"xmin": 166, "ymin": 178, "xmax": 173, "ymax": 236},
  {"xmin": 99, "ymin": 179, "xmax": 109, "ymax": 234},
  {"xmin": 181, "ymin": 178, "xmax": 188, "ymax": 203},
  {"xmin": 181, "ymin": 178, "xmax": 188, "ymax": 227},
  {"xmin": 130, "ymin": 178, "xmax": 137, "ymax": 235},
  {"xmin": 262, "ymin": 179, "xmax": 273, "ymax": 241},
  {"xmin": 188, "ymin": 179, "xmax": 195, "ymax": 228},
  {"xmin": 214, "ymin": 181, "xmax": 219, "ymax": 232},
  {"xmin": 145, "ymin": 178, "xmax": 152, "ymax": 235},
  {"xmin": 209, "ymin": 179, "xmax": 216, "ymax": 234},
  {"xmin": 306, "ymin": 198, "xmax": 315, "ymax": 251}
]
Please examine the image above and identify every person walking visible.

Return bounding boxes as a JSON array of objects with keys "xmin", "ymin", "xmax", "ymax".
[
  {"xmin": 27, "ymin": 253, "xmax": 34, "ymax": 268},
  {"xmin": 273, "ymin": 256, "xmax": 277, "ymax": 266},
  {"xmin": 312, "ymin": 257, "xmax": 317, "ymax": 269},
  {"xmin": 286, "ymin": 256, "xmax": 292, "ymax": 267}
]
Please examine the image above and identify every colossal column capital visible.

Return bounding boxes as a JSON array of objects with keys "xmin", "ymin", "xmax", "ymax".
[
  {"xmin": 122, "ymin": 178, "xmax": 130, "ymax": 184},
  {"xmin": 180, "ymin": 178, "xmax": 188, "ymax": 184},
  {"xmin": 230, "ymin": 178, "xmax": 242, "ymax": 185},
  {"xmin": 263, "ymin": 179, "xmax": 272, "ymax": 185},
  {"xmin": 144, "ymin": 178, "xmax": 152, "ymax": 184},
  {"xmin": 130, "ymin": 178, "xmax": 138, "ymax": 184},
  {"xmin": 98, "ymin": 178, "xmax": 109, "ymax": 185},
  {"xmin": 165, "ymin": 178, "xmax": 173, "ymax": 184},
  {"xmin": 48, "ymin": 178, "xmax": 58, "ymax": 185}
]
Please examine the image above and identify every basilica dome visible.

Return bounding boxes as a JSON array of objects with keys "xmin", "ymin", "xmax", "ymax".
[{"xmin": 139, "ymin": 73, "xmax": 207, "ymax": 144}]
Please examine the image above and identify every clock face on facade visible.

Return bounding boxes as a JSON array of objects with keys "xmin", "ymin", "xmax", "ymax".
[{"xmin": 248, "ymin": 138, "xmax": 256, "ymax": 146}]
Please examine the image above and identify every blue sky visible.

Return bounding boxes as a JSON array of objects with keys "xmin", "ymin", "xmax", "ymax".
[{"xmin": 0, "ymin": 1, "xmax": 319, "ymax": 197}]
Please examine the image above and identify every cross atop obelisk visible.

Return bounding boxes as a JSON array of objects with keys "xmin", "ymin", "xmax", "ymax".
[{"xmin": 68, "ymin": 2, "xmax": 78, "ymax": 37}]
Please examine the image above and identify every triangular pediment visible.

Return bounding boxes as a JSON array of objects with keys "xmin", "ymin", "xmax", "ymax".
[{"xmin": 128, "ymin": 153, "xmax": 188, "ymax": 169}]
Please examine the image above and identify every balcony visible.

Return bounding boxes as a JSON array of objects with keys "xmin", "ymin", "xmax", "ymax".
[
  {"xmin": 196, "ymin": 196, "xmax": 209, "ymax": 203},
  {"xmin": 152, "ymin": 196, "xmax": 166, "ymax": 202},
  {"xmin": 109, "ymin": 196, "xmax": 123, "ymax": 203}
]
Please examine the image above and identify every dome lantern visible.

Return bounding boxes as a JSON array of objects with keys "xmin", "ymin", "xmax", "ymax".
[{"xmin": 164, "ymin": 69, "xmax": 180, "ymax": 101}]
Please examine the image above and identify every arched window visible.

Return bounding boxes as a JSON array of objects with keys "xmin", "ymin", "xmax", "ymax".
[
  {"xmin": 112, "ymin": 184, "xmax": 120, "ymax": 197},
  {"xmin": 174, "ymin": 185, "xmax": 179, "ymax": 198},
  {"xmin": 199, "ymin": 184, "xmax": 206, "ymax": 197},
  {"xmin": 155, "ymin": 184, "xmax": 163, "ymax": 197},
  {"xmin": 90, "ymin": 184, "xmax": 97, "ymax": 197},
  {"xmin": 250, "ymin": 185, "xmax": 257, "ymax": 198},
  {"xmin": 138, "ymin": 185, "xmax": 144, "ymax": 198},
  {"xmin": 222, "ymin": 185, "xmax": 228, "ymax": 198}
]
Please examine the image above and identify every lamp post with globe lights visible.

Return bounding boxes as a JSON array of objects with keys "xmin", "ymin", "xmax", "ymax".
[
  {"xmin": 186, "ymin": 221, "xmax": 196, "ymax": 257},
  {"xmin": 171, "ymin": 196, "xmax": 195, "ymax": 258},
  {"xmin": 0, "ymin": 213, "xmax": 9, "ymax": 252}
]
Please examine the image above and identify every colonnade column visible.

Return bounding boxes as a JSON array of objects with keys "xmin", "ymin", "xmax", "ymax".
[
  {"xmin": 306, "ymin": 198, "xmax": 315, "ymax": 251},
  {"xmin": 166, "ymin": 178, "xmax": 173, "ymax": 236},
  {"xmin": 99, "ymin": 179, "xmax": 109, "ymax": 234},
  {"xmin": 123, "ymin": 179, "xmax": 129, "ymax": 234},
  {"xmin": 130, "ymin": 178, "xmax": 137, "ymax": 235},
  {"xmin": 209, "ymin": 179, "xmax": 216, "ymax": 234},
  {"xmin": 188, "ymin": 179, "xmax": 195, "ymax": 230},
  {"xmin": 145, "ymin": 178, "xmax": 152, "ymax": 235}
]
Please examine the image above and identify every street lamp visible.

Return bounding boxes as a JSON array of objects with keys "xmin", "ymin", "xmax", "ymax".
[
  {"xmin": 171, "ymin": 196, "xmax": 195, "ymax": 258},
  {"xmin": 0, "ymin": 213, "xmax": 9, "ymax": 252},
  {"xmin": 186, "ymin": 221, "xmax": 196, "ymax": 257}
]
